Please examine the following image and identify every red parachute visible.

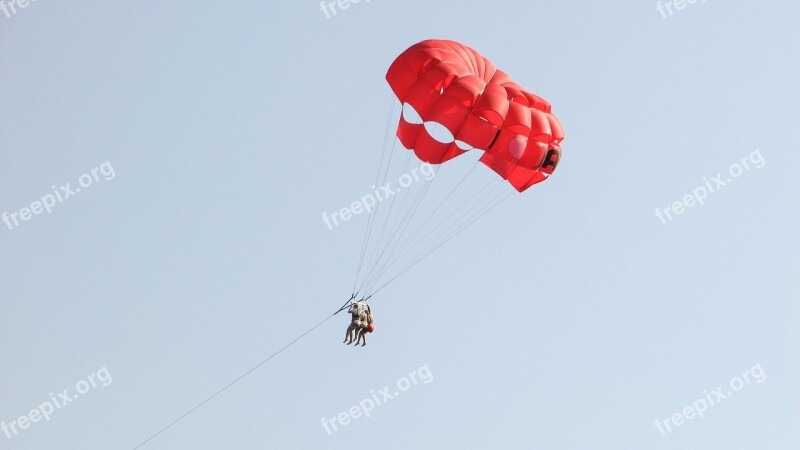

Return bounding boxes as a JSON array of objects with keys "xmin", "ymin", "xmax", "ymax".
[
  {"xmin": 348, "ymin": 39, "xmax": 565, "ymax": 300},
  {"xmin": 386, "ymin": 39, "xmax": 564, "ymax": 192}
]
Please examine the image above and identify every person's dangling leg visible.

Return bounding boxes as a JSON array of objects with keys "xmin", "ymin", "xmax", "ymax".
[{"xmin": 344, "ymin": 323, "xmax": 356, "ymax": 344}]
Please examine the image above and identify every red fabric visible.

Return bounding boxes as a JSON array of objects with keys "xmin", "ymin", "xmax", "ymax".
[{"xmin": 386, "ymin": 40, "xmax": 564, "ymax": 192}]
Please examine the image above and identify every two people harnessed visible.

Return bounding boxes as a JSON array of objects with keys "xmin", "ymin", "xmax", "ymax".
[{"xmin": 343, "ymin": 301, "xmax": 374, "ymax": 347}]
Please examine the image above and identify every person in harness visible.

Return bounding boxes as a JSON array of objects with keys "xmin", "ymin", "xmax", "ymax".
[
  {"xmin": 343, "ymin": 302, "xmax": 366, "ymax": 345},
  {"xmin": 355, "ymin": 304, "xmax": 374, "ymax": 347}
]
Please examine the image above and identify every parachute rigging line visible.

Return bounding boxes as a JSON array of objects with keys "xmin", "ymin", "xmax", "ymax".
[
  {"xmin": 357, "ymin": 160, "xmax": 442, "ymax": 294},
  {"xmin": 361, "ymin": 164, "xmax": 496, "ymax": 294},
  {"xmin": 368, "ymin": 188, "xmax": 514, "ymax": 297},
  {"xmin": 363, "ymin": 159, "xmax": 488, "ymax": 289},
  {"xmin": 352, "ymin": 95, "xmax": 398, "ymax": 295},
  {"xmin": 357, "ymin": 149, "xmax": 414, "ymax": 294}
]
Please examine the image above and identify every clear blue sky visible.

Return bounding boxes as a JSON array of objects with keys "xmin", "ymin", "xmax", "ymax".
[{"xmin": 1, "ymin": 1, "xmax": 798, "ymax": 449}]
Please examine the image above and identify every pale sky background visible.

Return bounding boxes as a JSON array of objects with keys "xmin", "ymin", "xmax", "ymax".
[{"xmin": 1, "ymin": 1, "xmax": 798, "ymax": 449}]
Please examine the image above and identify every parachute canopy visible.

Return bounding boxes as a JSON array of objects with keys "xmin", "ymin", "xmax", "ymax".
[
  {"xmin": 349, "ymin": 39, "xmax": 566, "ymax": 300},
  {"xmin": 386, "ymin": 39, "xmax": 565, "ymax": 192}
]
